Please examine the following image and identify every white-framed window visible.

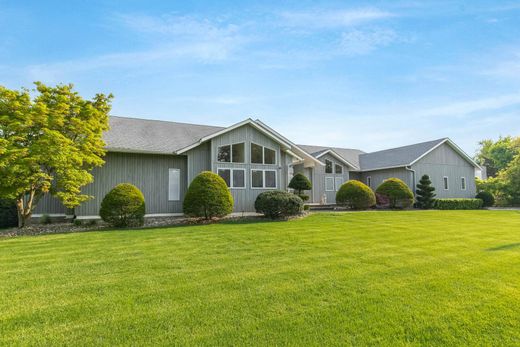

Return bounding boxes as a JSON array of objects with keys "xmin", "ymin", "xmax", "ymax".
[
  {"xmin": 251, "ymin": 169, "xmax": 277, "ymax": 189},
  {"xmin": 461, "ymin": 177, "xmax": 466, "ymax": 190},
  {"xmin": 335, "ymin": 164, "xmax": 343, "ymax": 174},
  {"xmin": 443, "ymin": 176, "xmax": 449, "ymax": 190},
  {"xmin": 217, "ymin": 168, "xmax": 246, "ymax": 189},
  {"xmin": 335, "ymin": 177, "xmax": 344, "ymax": 191},
  {"xmin": 325, "ymin": 159, "xmax": 333, "ymax": 174},
  {"xmin": 168, "ymin": 168, "xmax": 180, "ymax": 201},
  {"xmin": 367, "ymin": 176, "xmax": 372, "ymax": 188},
  {"xmin": 250, "ymin": 143, "xmax": 276, "ymax": 165},
  {"xmin": 217, "ymin": 142, "xmax": 245, "ymax": 163},
  {"xmin": 325, "ymin": 177, "xmax": 335, "ymax": 191}
]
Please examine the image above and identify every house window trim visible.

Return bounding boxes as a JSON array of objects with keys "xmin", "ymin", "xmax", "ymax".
[
  {"xmin": 325, "ymin": 177, "xmax": 335, "ymax": 192},
  {"xmin": 217, "ymin": 168, "xmax": 246, "ymax": 189},
  {"xmin": 168, "ymin": 168, "xmax": 180, "ymax": 201},
  {"xmin": 461, "ymin": 176, "xmax": 466, "ymax": 190},
  {"xmin": 217, "ymin": 142, "xmax": 245, "ymax": 163},
  {"xmin": 250, "ymin": 169, "xmax": 278, "ymax": 189},
  {"xmin": 325, "ymin": 159, "xmax": 333, "ymax": 174},
  {"xmin": 250, "ymin": 142, "xmax": 277, "ymax": 165},
  {"xmin": 443, "ymin": 176, "xmax": 449, "ymax": 190},
  {"xmin": 367, "ymin": 176, "xmax": 372, "ymax": 188}
]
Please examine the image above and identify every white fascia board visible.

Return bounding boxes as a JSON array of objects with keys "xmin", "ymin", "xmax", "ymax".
[{"xmin": 175, "ymin": 118, "xmax": 292, "ymax": 154}]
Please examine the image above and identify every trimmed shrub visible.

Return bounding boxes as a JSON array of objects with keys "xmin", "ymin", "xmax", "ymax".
[
  {"xmin": 99, "ymin": 183, "xmax": 146, "ymax": 227},
  {"xmin": 375, "ymin": 178, "xmax": 414, "ymax": 209},
  {"xmin": 0, "ymin": 199, "xmax": 18, "ymax": 228},
  {"xmin": 183, "ymin": 171, "xmax": 233, "ymax": 219},
  {"xmin": 40, "ymin": 214, "xmax": 52, "ymax": 225},
  {"xmin": 476, "ymin": 191, "xmax": 495, "ymax": 207},
  {"xmin": 416, "ymin": 174, "xmax": 436, "ymax": 209},
  {"xmin": 434, "ymin": 198, "xmax": 483, "ymax": 210},
  {"xmin": 336, "ymin": 180, "xmax": 376, "ymax": 210},
  {"xmin": 289, "ymin": 173, "xmax": 312, "ymax": 201},
  {"xmin": 255, "ymin": 190, "xmax": 303, "ymax": 219}
]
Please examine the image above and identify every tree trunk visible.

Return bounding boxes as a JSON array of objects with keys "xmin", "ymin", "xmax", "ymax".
[{"xmin": 15, "ymin": 189, "xmax": 37, "ymax": 228}]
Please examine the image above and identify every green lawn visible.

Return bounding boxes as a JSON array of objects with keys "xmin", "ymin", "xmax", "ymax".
[{"xmin": 1, "ymin": 211, "xmax": 520, "ymax": 346}]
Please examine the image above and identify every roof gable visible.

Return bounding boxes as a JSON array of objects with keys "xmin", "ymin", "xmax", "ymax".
[{"xmin": 298, "ymin": 144, "xmax": 365, "ymax": 169}]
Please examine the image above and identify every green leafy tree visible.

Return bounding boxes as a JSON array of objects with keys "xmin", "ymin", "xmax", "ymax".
[
  {"xmin": 288, "ymin": 173, "xmax": 312, "ymax": 201},
  {"xmin": 499, "ymin": 154, "xmax": 520, "ymax": 205},
  {"xmin": 183, "ymin": 171, "xmax": 234, "ymax": 219},
  {"xmin": 476, "ymin": 136, "xmax": 520, "ymax": 177},
  {"xmin": 415, "ymin": 174, "xmax": 436, "ymax": 209},
  {"xmin": 0, "ymin": 82, "xmax": 112, "ymax": 227}
]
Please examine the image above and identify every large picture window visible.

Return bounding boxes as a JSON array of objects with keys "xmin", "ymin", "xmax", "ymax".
[
  {"xmin": 217, "ymin": 143, "xmax": 245, "ymax": 163},
  {"xmin": 251, "ymin": 143, "xmax": 276, "ymax": 164},
  {"xmin": 251, "ymin": 169, "xmax": 277, "ymax": 189},
  {"xmin": 218, "ymin": 168, "xmax": 246, "ymax": 188}
]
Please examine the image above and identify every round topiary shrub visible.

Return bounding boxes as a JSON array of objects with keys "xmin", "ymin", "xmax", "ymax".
[
  {"xmin": 336, "ymin": 180, "xmax": 376, "ymax": 210},
  {"xmin": 255, "ymin": 190, "xmax": 303, "ymax": 219},
  {"xmin": 183, "ymin": 171, "xmax": 233, "ymax": 219},
  {"xmin": 375, "ymin": 178, "xmax": 414, "ymax": 209},
  {"xmin": 99, "ymin": 183, "xmax": 146, "ymax": 227},
  {"xmin": 476, "ymin": 191, "xmax": 495, "ymax": 207},
  {"xmin": 289, "ymin": 173, "xmax": 312, "ymax": 202}
]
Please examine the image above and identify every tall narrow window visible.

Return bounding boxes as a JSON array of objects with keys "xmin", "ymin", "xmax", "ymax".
[
  {"xmin": 251, "ymin": 170, "xmax": 263, "ymax": 188},
  {"xmin": 168, "ymin": 169, "xmax": 180, "ymax": 201},
  {"xmin": 367, "ymin": 176, "xmax": 372, "ymax": 187},
  {"xmin": 217, "ymin": 169, "xmax": 231, "ymax": 187},
  {"xmin": 461, "ymin": 177, "xmax": 466, "ymax": 190},
  {"xmin": 443, "ymin": 176, "xmax": 449, "ymax": 190},
  {"xmin": 325, "ymin": 160, "xmax": 333, "ymax": 174},
  {"xmin": 251, "ymin": 143, "xmax": 263, "ymax": 164},
  {"xmin": 265, "ymin": 170, "xmax": 276, "ymax": 188},
  {"xmin": 325, "ymin": 177, "xmax": 334, "ymax": 191},
  {"xmin": 264, "ymin": 147, "xmax": 276, "ymax": 164},
  {"xmin": 335, "ymin": 164, "xmax": 343, "ymax": 174}
]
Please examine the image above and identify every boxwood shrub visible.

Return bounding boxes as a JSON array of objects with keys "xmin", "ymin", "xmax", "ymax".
[
  {"xmin": 183, "ymin": 171, "xmax": 234, "ymax": 219},
  {"xmin": 255, "ymin": 190, "xmax": 303, "ymax": 219},
  {"xmin": 99, "ymin": 183, "xmax": 146, "ymax": 227},
  {"xmin": 336, "ymin": 180, "xmax": 375, "ymax": 210},
  {"xmin": 375, "ymin": 178, "xmax": 414, "ymax": 209},
  {"xmin": 0, "ymin": 198, "xmax": 18, "ymax": 228},
  {"xmin": 475, "ymin": 191, "xmax": 495, "ymax": 207},
  {"xmin": 434, "ymin": 198, "xmax": 483, "ymax": 210}
]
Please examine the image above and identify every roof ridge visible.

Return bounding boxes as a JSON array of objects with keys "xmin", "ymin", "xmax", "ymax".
[
  {"xmin": 360, "ymin": 138, "xmax": 448, "ymax": 156},
  {"xmin": 110, "ymin": 115, "xmax": 225, "ymax": 129},
  {"xmin": 298, "ymin": 144, "xmax": 365, "ymax": 152}
]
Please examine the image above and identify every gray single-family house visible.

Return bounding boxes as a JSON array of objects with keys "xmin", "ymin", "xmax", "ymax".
[{"xmin": 35, "ymin": 116, "xmax": 481, "ymax": 219}]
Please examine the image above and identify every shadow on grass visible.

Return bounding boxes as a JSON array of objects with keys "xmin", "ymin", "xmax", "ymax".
[{"xmin": 486, "ymin": 242, "xmax": 520, "ymax": 251}]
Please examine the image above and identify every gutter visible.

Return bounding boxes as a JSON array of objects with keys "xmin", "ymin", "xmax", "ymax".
[{"xmin": 405, "ymin": 166, "xmax": 416, "ymax": 195}]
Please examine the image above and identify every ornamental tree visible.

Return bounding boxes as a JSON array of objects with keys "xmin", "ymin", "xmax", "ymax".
[
  {"xmin": 0, "ymin": 82, "xmax": 112, "ymax": 227},
  {"xmin": 415, "ymin": 174, "xmax": 436, "ymax": 209},
  {"xmin": 288, "ymin": 173, "xmax": 312, "ymax": 201}
]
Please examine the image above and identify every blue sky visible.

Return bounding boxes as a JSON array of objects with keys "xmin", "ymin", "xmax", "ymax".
[{"xmin": 1, "ymin": 1, "xmax": 519, "ymax": 154}]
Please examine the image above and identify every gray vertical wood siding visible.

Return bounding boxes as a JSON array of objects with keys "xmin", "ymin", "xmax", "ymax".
[
  {"xmin": 75, "ymin": 152, "xmax": 187, "ymax": 216},
  {"xmin": 210, "ymin": 124, "xmax": 293, "ymax": 212},
  {"xmin": 312, "ymin": 153, "xmax": 350, "ymax": 204},
  {"xmin": 33, "ymin": 194, "xmax": 69, "ymax": 215},
  {"xmin": 360, "ymin": 168, "xmax": 412, "ymax": 192},
  {"xmin": 412, "ymin": 143, "xmax": 476, "ymax": 198},
  {"xmin": 186, "ymin": 142, "xmax": 211, "ymax": 185}
]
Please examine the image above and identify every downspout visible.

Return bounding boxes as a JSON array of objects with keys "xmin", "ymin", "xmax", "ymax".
[{"xmin": 405, "ymin": 166, "xmax": 416, "ymax": 195}]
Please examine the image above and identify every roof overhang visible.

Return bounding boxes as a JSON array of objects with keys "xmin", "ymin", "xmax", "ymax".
[
  {"xmin": 315, "ymin": 149, "xmax": 360, "ymax": 170},
  {"xmin": 175, "ymin": 118, "xmax": 294, "ymax": 154},
  {"xmin": 409, "ymin": 138, "xmax": 481, "ymax": 169}
]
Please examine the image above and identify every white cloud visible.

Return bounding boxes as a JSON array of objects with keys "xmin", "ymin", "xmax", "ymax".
[
  {"xmin": 339, "ymin": 28, "xmax": 398, "ymax": 55},
  {"xmin": 279, "ymin": 8, "xmax": 394, "ymax": 28}
]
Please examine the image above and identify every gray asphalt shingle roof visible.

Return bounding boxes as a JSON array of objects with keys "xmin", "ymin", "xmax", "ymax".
[
  {"xmin": 358, "ymin": 138, "xmax": 447, "ymax": 171},
  {"xmin": 297, "ymin": 145, "xmax": 365, "ymax": 169},
  {"xmin": 104, "ymin": 116, "xmax": 224, "ymax": 154}
]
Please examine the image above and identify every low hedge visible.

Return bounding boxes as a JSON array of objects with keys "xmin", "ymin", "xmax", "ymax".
[
  {"xmin": 255, "ymin": 190, "xmax": 303, "ymax": 219},
  {"xmin": 434, "ymin": 198, "xmax": 483, "ymax": 210}
]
